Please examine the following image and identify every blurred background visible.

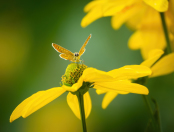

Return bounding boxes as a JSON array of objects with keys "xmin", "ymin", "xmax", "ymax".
[{"xmin": 1, "ymin": 0, "xmax": 174, "ymax": 132}]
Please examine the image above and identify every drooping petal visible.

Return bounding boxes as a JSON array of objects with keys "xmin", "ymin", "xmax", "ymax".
[
  {"xmin": 108, "ymin": 65, "xmax": 152, "ymax": 80},
  {"xmin": 10, "ymin": 87, "xmax": 66, "ymax": 122},
  {"xmin": 94, "ymin": 80, "xmax": 149, "ymax": 95},
  {"xmin": 83, "ymin": 68, "xmax": 114, "ymax": 82},
  {"xmin": 83, "ymin": 91, "xmax": 92, "ymax": 119},
  {"xmin": 67, "ymin": 92, "xmax": 92, "ymax": 119},
  {"xmin": 102, "ymin": 92, "xmax": 118, "ymax": 109},
  {"xmin": 67, "ymin": 92, "xmax": 80, "ymax": 119},
  {"xmin": 143, "ymin": 0, "xmax": 168, "ymax": 12},
  {"xmin": 141, "ymin": 49, "xmax": 164, "ymax": 68},
  {"xmin": 150, "ymin": 53, "xmax": 174, "ymax": 77}
]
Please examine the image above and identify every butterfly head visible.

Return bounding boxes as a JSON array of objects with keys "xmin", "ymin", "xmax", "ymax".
[{"xmin": 74, "ymin": 52, "xmax": 79, "ymax": 57}]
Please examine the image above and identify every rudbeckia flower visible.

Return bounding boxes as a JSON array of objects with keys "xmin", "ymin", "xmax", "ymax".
[
  {"xmin": 10, "ymin": 63, "xmax": 151, "ymax": 122},
  {"xmin": 98, "ymin": 49, "xmax": 174, "ymax": 109},
  {"xmin": 81, "ymin": 0, "xmax": 173, "ymax": 59}
]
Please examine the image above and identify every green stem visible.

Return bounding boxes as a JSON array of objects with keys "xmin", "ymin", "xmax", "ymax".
[
  {"xmin": 77, "ymin": 92, "xmax": 87, "ymax": 132},
  {"xmin": 142, "ymin": 95, "xmax": 158, "ymax": 131},
  {"xmin": 135, "ymin": 77, "xmax": 160, "ymax": 131},
  {"xmin": 160, "ymin": 12, "xmax": 172, "ymax": 54}
]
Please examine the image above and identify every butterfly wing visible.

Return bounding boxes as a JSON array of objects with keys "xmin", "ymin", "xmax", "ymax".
[
  {"xmin": 79, "ymin": 34, "xmax": 91, "ymax": 56},
  {"xmin": 59, "ymin": 53, "xmax": 73, "ymax": 61},
  {"xmin": 52, "ymin": 43, "xmax": 74, "ymax": 61}
]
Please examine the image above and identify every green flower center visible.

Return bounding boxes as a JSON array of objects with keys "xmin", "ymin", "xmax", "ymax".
[{"xmin": 61, "ymin": 63, "xmax": 87, "ymax": 86}]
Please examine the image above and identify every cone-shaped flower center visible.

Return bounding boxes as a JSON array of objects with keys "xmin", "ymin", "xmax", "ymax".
[{"xmin": 61, "ymin": 63, "xmax": 87, "ymax": 86}]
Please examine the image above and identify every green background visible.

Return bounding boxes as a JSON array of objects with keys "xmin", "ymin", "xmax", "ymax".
[{"xmin": 1, "ymin": 0, "xmax": 174, "ymax": 132}]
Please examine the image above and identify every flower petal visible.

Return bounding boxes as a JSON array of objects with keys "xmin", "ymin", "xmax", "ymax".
[
  {"xmin": 83, "ymin": 68, "xmax": 114, "ymax": 82},
  {"xmin": 10, "ymin": 87, "xmax": 66, "ymax": 122},
  {"xmin": 108, "ymin": 65, "xmax": 152, "ymax": 80},
  {"xmin": 111, "ymin": 4, "xmax": 142, "ymax": 29},
  {"xmin": 128, "ymin": 29, "xmax": 166, "ymax": 59},
  {"xmin": 141, "ymin": 49, "xmax": 164, "ymax": 68},
  {"xmin": 96, "ymin": 89, "xmax": 107, "ymax": 95},
  {"xmin": 67, "ymin": 92, "xmax": 80, "ymax": 119},
  {"xmin": 81, "ymin": 5, "xmax": 103, "ymax": 28},
  {"xmin": 143, "ymin": 0, "xmax": 168, "ymax": 12},
  {"xmin": 103, "ymin": 4, "xmax": 125, "ymax": 16},
  {"xmin": 128, "ymin": 30, "xmax": 143, "ymax": 50},
  {"xmin": 62, "ymin": 76, "xmax": 84, "ymax": 92},
  {"xmin": 150, "ymin": 53, "xmax": 174, "ymax": 77},
  {"xmin": 102, "ymin": 92, "xmax": 118, "ymax": 109},
  {"xmin": 94, "ymin": 80, "xmax": 149, "ymax": 95},
  {"xmin": 83, "ymin": 91, "xmax": 92, "ymax": 119},
  {"xmin": 67, "ymin": 92, "xmax": 92, "ymax": 119},
  {"xmin": 84, "ymin": 0, "xmax": 104, "ymax": 12}
]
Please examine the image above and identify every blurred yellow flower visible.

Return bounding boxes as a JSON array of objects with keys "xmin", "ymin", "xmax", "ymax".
[
  {"xmin": 98, "ymin": 49, "xmax": 174, "ymax": 109},
  {"xmin": 10, "ymin": 63, "xmax": 151, "ymax": 123},
  {"xmin": 81, "ymin": 0, "xmax": 173, "ymax": 59}
]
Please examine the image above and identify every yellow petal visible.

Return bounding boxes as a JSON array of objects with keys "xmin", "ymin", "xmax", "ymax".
[
  {"xmin": 67, "ymin": 92, "xmax": 92, "ymax": 119},
  {"xmin": 67, "ymin": 92, "xmax": 80, "ymax": 119},
  {"xmin": 141, "ymin": 49, "xmax": 164, "ymax": 68},
  {"xmin": 111, "ymin": 4, "xmax": 142, "ymax": 29},
  {"xmin": 143, "ymin": 0, "xmax": 168, "ymax": 12},
  {"xmin": 83, "ymin": 91, "xmax": 92, "ymax": 119},
  {"xmin": 128, "ymin": 29, "xmax": 166, "ymax": 59},
  {"xmin": 126, "ymin": 7, "xmax": 145, "ymax": 30},
  {"xmin": 10, "ymin": 87, "xmax": 66, "ymax": 122},
  {"xmin": 94, "ymin": 80, "xmax": 149, "ymax": 95},
  {"xmin": 62, "ymin": 76, "xmax": 84, "ymax": 92},
  {"xmin": 83, "ymin": 68, "xmax": 114, "ymax": 82},
  {"xmin": 84, "ymin": 0, "xmax": 104, "ymax": 12},
  {"xmin": 128, "ymin": 30, "xmax": 143, "ymax": 50},
  {"xmin": 108, "ymin": 65, "xmax": 152, "ymax": 80},
  {"xmin": 150, "ymin": 53, "xmax": 174, "ymax": 77},
  {"xmin": 102, "ymin": 92, "xmax": 118, "ymax": 109},
  {"xmin": 81, "ymin": 5, "xmax": 103, "ymax": 28},
  {"xmin": 103, "ymin": 4, "xmax": 125, "ymax": 16},
  {"xmin": 96, "ymin": 89, "xmax": 107, "ymax": 95}
]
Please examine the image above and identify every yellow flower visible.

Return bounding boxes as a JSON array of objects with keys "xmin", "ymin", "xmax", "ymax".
[
  {"xmin": 81, "ymin": 0, "xmax": 168, "ymax": 28},
  {"xmin": 10, "ymin": 63, "xmax": 151, "ymax": 122},
  {"xmin": 81, "ymin": 0, "xmax": 173, "ymax": 59},
  {"xmin": 98, "ymin": 49, "xmax": 174, "ymax": 109}
]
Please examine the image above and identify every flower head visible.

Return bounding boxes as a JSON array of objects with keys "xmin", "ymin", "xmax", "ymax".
[
  {"xmin": 10, "ymin": 63, "xmax": 152, "ymax": 122},
  {"xmin": 98, "ymin": 49, "xmax": 174, "ymax": 109},
  {"xmin": 81, "ymin": 0, "xmax": 173, "ymax": 59}
]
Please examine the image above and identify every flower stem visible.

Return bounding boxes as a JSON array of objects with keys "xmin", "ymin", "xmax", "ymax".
[
  {"xmin": 142, "ymin": 95, "xmax": 158, "ymax": 131},
  {"xmin": 160, "ymin": 12, "xmax": 172, "ymax": 54},
  {"xmin": 134, "ymin": 77, "xmax": 161, "ymax": 131},
  {"xmin": 77, "ymin": 92, "xmax": 87, "ymax": 132}
]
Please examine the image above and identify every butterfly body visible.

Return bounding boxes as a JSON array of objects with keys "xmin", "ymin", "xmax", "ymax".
[{"xmin": 52, "ymin": 34, "xmax": 91, "ymax": 62}]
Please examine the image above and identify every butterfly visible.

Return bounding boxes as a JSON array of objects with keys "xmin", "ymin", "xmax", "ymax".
[{"xmin": 52, "ymin": 34, "xmax": 91, "ymax": 62}]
